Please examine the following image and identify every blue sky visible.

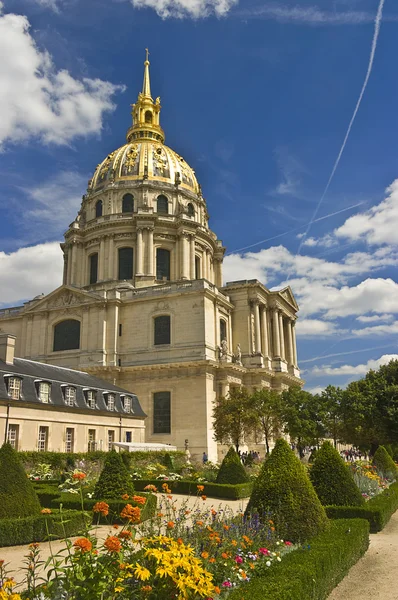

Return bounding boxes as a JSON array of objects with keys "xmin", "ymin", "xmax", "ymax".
[{"xmin": 1, "ymin": 0, "xmax": 398, "ymax": 393}]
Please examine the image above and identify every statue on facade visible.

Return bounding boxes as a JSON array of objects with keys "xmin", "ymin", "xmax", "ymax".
[
  {"xmin": 219, "ymin": 339, "xmax": 228, "ymax": 362},
  {"xmin": 184, "ymin": 439, "xmax": 191, "ymax": 465},
  {"xmin": 235, "ymin": 343, "xmax": 242, "ymax": 365}
]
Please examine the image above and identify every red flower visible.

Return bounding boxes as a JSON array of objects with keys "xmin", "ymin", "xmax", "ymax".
[{"xmin": 73, "ymin": 538, "xmax": 92, "ymax": 553}]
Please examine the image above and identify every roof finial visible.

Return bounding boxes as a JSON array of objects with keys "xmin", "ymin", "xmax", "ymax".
[{"xmin": 142, "ymin": 48, "xmax": 151, "ymax": 97}]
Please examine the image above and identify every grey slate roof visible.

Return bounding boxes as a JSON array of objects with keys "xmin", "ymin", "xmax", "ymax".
[{"xmin": 0, "ymin": 358, "xmax": 146, "ymax": 418}]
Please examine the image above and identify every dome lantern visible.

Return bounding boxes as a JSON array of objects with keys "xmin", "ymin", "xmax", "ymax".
[{"xmin": 126, "ymin": 49, "xmax": 165, "ymax": 144}]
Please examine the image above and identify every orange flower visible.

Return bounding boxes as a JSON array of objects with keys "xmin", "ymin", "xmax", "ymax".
[
  {"xmin": 144, "ymin": 484, "xmax": 158, "ymax": 492},
  {"xmin": 157, "ymin": 512, "xmax": 164, "ymax": 518},
  {"xmin": 201, "ymin": 495, "xmax": 207, "ymax": 501},
  {"xmin": 72, "ymin": 472, "xmax": 86, "ymax": 481},
  {"xmin": 222, "ymin": 552, "xmax": 229, "ymax": 559},
  {"xmin": 93, "ymin": 502, "xmax": 109, "ymax": 517},
  {"xmin": 161, "ymin": 483, "xmax": 169, "ymax": 489},
  {"xmin": 231, "ymin": 540, "xmax": 237, "ymax": 547},
  {"xmin": 223, "ymin": 525, "xmax": 230, "ymax": 531},
  {"xmin": 120, "ymin": 504, "xmax": 141, "ymax": 523},
  {"xmin": 201, "ymin": 551, "xmax": 209, "ymax": 559},
  {"xmin": 113, "ymin": 524, "xmax": 120, "ymax": 529},
  {"xmin": 121, "ymin": 494, "xmax": 130, "ymax": 500},
  {"xmin": 207, "ymin": 526, "xmax": 213, "ymax": 532},
  {"xmin": 177, "ymin": 537, "xmax": 183, "ymax": 545},
  {"xmin": 197, "ymin": 485, "xmax": 204, "ymax": 492},
  {"xmin": 141, "ymin": 586, "xmax": 153, "ymax": 593},
  {"xmin": 211, "ymin": 509, "xmax": 217, "ymax": 516},
  {"xmin": 214, "ymin": 587, "xmax": 221, "ymax": 594},
  {"xmin": 209, "ymin": 557, "xmax": 216, "ymax": 563},
  {"xmin": 270, "ymin": 526, "xmax": 275, "ymax": 532},
  {"xmin": 118, "ymin": 530, "xmax": 132, "ymax": 540},
  {"xmin": 41, "ymin": 508, "xmax": 52, "ymax": 514},
  {"xmin": 132, "ymin": 495, "xmax": 146, "ymax": 505},
  {"xmin": 185, "ymin": 510, "xmax": 191, "ymax": 515},
  {"xmin": 0, "ymin": 560, "xmax": 4, "ymax": 566},
  {"xmin": 196, "ymin": 521, "xmax": 204, "ymax": 527},
  {"xmin": 166, "ymin": 521, "xmax": 175, "ymax": 529},
  {"xmin": 73, "ymin": 537, "xmax": 92, "ymax": 553},
  {"xmin": 104, "ymin": 536, "xmax": 122, "ymax": 553},
  {"xmin": 29, "ymin": 543, "xmax": 39, "ymax": 549},
  {"xmin": 167, "ymin": 495, "xmax": 173, "ymax": 500}
]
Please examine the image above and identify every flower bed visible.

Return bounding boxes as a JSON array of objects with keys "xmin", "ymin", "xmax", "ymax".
[
  {"xmin": 133, "ymin": 478, "xmax": 253, "ymax": 499},
  {"xmin": 227, "ymin": 518, "xmax": 370, "ymax": 600},
  {"xmin": 326, "ymin": 481, "xmax": 398, "ymax": 532}
]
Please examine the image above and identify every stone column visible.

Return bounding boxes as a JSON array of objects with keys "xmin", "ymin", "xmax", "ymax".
[
  {"xmin": 147, "ymin": 228, "xmax": 154, "ymax": 276},
  {"xmin": 181, "ymin": 234, "xmax": 190, "ymax": 279},
  {"xmin": 98, "ymin": 238, "xmax": 105, "ymax": 281},
  {"xmin": 66, "ymin": 244, "xmax": 73, "ymax": 285},
  {"xmin": 261, "ymin": 306, "xmax": 269, "ymax": 356},
  {"xmin": 254, "ymin": 302, "xmax": 262, "ymax": 354},
  {"xmin": 190, "ymin": 235, "xmax": 196, "ymax": 280},
  {"xmin": 287, "ymin": 319, "xmax": 294, "ymax": 366},
  {"xmin": 107, "ymin": 235, "xmax": 114, "ymax": 280},
  {"xmin": 71, "ymin": 242, "xmax": 78, "ymax": 286},
  {"xmin": 279, "ymin": 312, "xmax": 286, "ymax": 361},
  {"xmin": 214, "ymin": 259, "xmax": 222, "ymax": 288},
  {"xmin": 62, "ymin": 253, "xmax": 68, "ymax": 285},
  {"xmin": 292, "ymin": 322, "xmax": 298, "ymax": 366},
  {"xmin": 136, "ymin": 228, "xmax": 143, "ymax": 274},
  {"xmin": 272, "ymin": 308, "xmax": 281, "ymax": 357}
]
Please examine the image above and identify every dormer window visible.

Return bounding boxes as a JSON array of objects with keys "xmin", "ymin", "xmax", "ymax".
[
  {"xmin": 38, "ymin": 381, "xmax": 51, "ymax": 403},
  {"xmin": 105, "ymin": 393, "xmax": 115, "ymax": 411},
  {"xmin": 63, "ymin": 386, "xmax": 76, "ymax": 407},
  {"xmin": 123, "ymin": 396, "xmax": 132, "ymax": 413},
  {"xmin": 84, "ymin": 389, "xmax": 97, "ymax": 409},
  {"xmin": 6, "ymin": 376, "xmax": 22, "ymax": 400}
]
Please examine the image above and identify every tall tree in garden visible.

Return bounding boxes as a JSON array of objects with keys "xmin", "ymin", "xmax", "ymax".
[
  {"xmin": 280, "ymin": 386, "xmax": 325, "ymax": 456},
  {"xmin": 212, "ymin": 387, "xmax": 252, "ymax": 452},
  {"xmin": 249, "ymin": 388, "xmax": 282, "ymax": 455},
  {"xmin": 320, "ymin": 385, "xmax": 344, "ymax": 448}
]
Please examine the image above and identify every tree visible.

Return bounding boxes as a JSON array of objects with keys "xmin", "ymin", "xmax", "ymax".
[
  {"xmin": 310, "ymin": 442, "xmax": 364, "ymax": 506},
  {"xmin": 280, "ymin": 386, "xmax": 324, "ymax": 456},
  {"xmin": 245, "ymin": 439, "xmax": 328, "ymax": 543},
  {"xmin": 0, "ymin": 443, "xmax": 41, "ymax": 519},
  {"xmin": 319, "ymin": 385, "xmax": 344, "ymax": 448},
  {"xmin": 216, "ymin": 447, "xmax": 250, "ymax": 484},
  {"xmin": 93, "ymin": 450, "xmax": 135, "ymax": 500},
  {"xmin": 372, "ymin": 445, "xmax": 397, "ymax": 480},
  {"xmin": 249, "ymin": 388, "xmax": 282, "ymax": 455},
  {"xmin": 212, "ymin": 387, "xmax": 252, "ymax": 452}
]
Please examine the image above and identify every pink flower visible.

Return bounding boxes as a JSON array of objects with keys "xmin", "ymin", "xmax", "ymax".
[
  {"xmin": 222, "ymin": 581, "xmax": 232, "ymax": 587},
  {"xmin": 285, "ymin": 541, "xmax": 293, "ymax": 546},
  {"xmin": 235, "ymin": 555, "xmax": 243, "ymax": 564},
  {"xmin": 259, "ymin": 547, "xmax": 269, "ymax": 555}
]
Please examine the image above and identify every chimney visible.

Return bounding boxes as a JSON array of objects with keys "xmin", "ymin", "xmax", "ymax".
[{"xmin": 0, "ymin": 334, "xmax": 16, "ymax": 365}]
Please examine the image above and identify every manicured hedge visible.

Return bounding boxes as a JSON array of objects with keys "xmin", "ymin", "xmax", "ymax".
[
  {"xmin": 228, "ymin": 519, "xmax": 369, "ymax": 600},
  {"xmin": 326, "ymin": 481, "xmax": 398, "ymax": 532},
  {"xmin": 0, "ymin": 510, "xmax": 88, "ymax": 548},
  {"xmin": 133, "ymin": 479, "xmax": 254, "ymax": 499}
]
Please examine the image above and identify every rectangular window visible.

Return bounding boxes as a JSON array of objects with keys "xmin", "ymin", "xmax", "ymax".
[
  {"xmin": 156, "ymin": 248, "xmax": 170, "ymax": 281},
  {"xmin": 38, "ymin": 426, "xmax": 49, "ymax": 452},
  {"xmin": 125, "ymin": 431, "xmax": 132, "ymax": 443},
  {"xmin": 108, "ymin": 430, "xmax": 115, "ymax": 450},
  {"xmin": 65, "ymin": 428, "xmax": 74, "ymax": 453},
  {"xmin": 118, "ymin": 247, "xmax": 134, "ymax": 280},
  {"xmin": 7, "ymin": 424, "xmax": 19, "ymax": 450},
  {"xmin": 8, "ymin": 377, "xmax": 21, "ymax": 400},
  {"xmin": 123, "ymin": 396, "xmax": 131, "ymax": 413},
  {"xmin": 89, "ymin": 253, "xmax": 98, "ymax": 285},
  {"xmin": 88, "ymin": 429, "xmax": 96, "ymax": 452},
  {"xmin": 220, "ymin": 319, "xmax": 227, "ymax": 344},
  {"xmin": 39, "ymin": 382, "xmax": 51, "ymax": 403},
  {"xmin": 106, "ymin": 393, "xmax": 115, "ymax": 411},
  {"xmin": 86, "ymin": 390, "xmax": 96, "ymax": 409},
  {"xmin": 64, "ymin": 386, "xmax": 76, "ymax": 406},
  {"xmin": 153, "ymin": 391, "xmax": 171, "ymax": 434},
  {"xmin": 154, "ymin": 315, "xmax": 171, "ymax": 345}
]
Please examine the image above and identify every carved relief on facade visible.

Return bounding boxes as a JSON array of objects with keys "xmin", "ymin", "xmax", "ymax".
[
  {"xmin": 152, "ymin": 146, "xmax": 170, "ymax": 178},
  {"xmin": 122, "ymin": 145, "xmax": 140, "ymax": 176}
]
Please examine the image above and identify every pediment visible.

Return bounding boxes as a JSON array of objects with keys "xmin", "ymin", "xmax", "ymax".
[
  {"xmin": 278, "ymin": 286, "xmax": 299, "ymax": 311},
  {"xmin": 24, "ymin": 286, "xmax": 102, "ymax": 312}
]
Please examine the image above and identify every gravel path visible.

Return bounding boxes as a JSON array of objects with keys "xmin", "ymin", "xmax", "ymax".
[{"xmin": 328, "ymin": 510, "xmax": 398, "ymax": 600}]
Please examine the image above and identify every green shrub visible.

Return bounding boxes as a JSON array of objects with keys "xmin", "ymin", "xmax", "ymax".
[
  {"xmin": 310, "ymin": 442, "xmax": 365, "ymax": 507},
  {"xmin": 326, "ymin": 481, "xmax": 398, "ymax": 532},
  {"xmin": 385, "ymin": 443, "xmax": 394, "ymax": 458},
  {"xmin": 163, "ymin": 453, "xmax": 175, "ymax": 471},
  {"xmin": 373, "ymin": 446, "xmax": 397, "ymax": 479},
  {"xmin": 216, "ymin": 447, "xmax": 250, "ymax": 485},
  {"xmin": 32, "ymin": 484, "xmax": 61, "ymax": 508},
  {"xmin": 245, "ymin": 439, "xmax": 329, "ymax": 543},
  {"xmin": 133, "ymin": 479, "xmax": 253, "ymax": 499},
  {"xmin": 0, "ymin": 510, "xmax": 88, "ymax": 547},
  {"xmin": 228, "ymin": 519, "xmax": 369, "ymax": 600},
  {"xmin": 0, "ymin": 443, "xmax": 41, "ymax": 519},
  {"xmin": 93, "ymin": 450, "xmax": 134, "ymax": 500}
]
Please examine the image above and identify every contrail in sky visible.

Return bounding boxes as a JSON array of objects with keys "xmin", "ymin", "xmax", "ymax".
[{"xmin": 293, "ymin": 0, "xmax": 386, "ymax": 260}]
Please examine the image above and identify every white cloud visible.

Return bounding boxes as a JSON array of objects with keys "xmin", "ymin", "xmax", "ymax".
[
  {"xmin": 356, "ymin": 314, "xmax": 394, "ymax": 323},
  {"xmin": 335, "ymin": 179, "xmax": 398, "ymax": 245},
  {"xmin": 352, "ymin": 321, "xmax": 398, "ymax": 337},
  {"xmin": 128, "ymin": 0, "xmax": 237, "ymax": 18},
  {"xmin": 310, "ymin": 354, "xmax": 398, "ymax": 377},
  {"xmin": 305, "ymin": 386, "xmax": 325, "ymax": 395},
  {"xmin": 295, "ymin": 319, "xmax": 342, "ymax": 337},
  {"xmin": 0, "ymin": 6, "xmax": 125, "ymax": 147},
  {"xmin": 33, "ymin": 0, "xmax": 60, "ymax": 11},
  {"xmin": 0, "ymin": 243, "xmax": 63, "ymax": 306}
]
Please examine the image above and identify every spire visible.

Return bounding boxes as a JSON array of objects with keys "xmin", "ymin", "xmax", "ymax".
[{"xmin": 142, "ymin": 48, "xmax": 151, "ymax": 98}]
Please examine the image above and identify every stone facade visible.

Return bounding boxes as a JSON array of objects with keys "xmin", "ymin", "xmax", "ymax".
[{"xmin": 0, "ymin": 54, "xmax": 303, "ymax": 461}]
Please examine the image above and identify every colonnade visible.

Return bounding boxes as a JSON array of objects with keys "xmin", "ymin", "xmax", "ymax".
[{"xmin": 251, "ymin": 301, "xmax": 298, "ymax": 367}]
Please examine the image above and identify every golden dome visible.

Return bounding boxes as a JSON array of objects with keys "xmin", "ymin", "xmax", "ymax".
[
  {"xmin": 89, "ymin": 140, "xmax": 199, "ymax": 194},
  {"xmin": 88, "ymin": 50, "xmax": 200, "ymax": 196}
]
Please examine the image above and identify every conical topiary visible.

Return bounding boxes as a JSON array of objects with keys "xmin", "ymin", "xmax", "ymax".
[
  {"xmin": 216, "ymin": 447, "xmax": 250, "ymax": 485},
  {"xmin": 372, "ymin": 445, "xmax": 397, "ymax": 480},
  {"xmin": 245, "ymin": 439, "xmax": 328, "ymax": 543},
  {"xmin": 93, "ymin": 450, "xmax": 135, "ymax": 500},
  {"xmin": 0, "ymin": 443, "xmax": 41, "ymax": 519},
  {"xmin": 385, "ymin": 444, "xmax": 393, "ymax": 458},
  {"xmin": 310, "ymin": 442, "xmax": 365, "ymax": 506}
]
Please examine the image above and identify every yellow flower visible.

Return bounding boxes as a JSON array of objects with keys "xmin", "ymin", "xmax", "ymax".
[{"xmin": 134, "ymin": 564, "xmax": 151, "ymax": 581}]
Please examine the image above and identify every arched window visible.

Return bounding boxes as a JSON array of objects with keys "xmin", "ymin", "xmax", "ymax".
[
  {"xmin": 118, "ymin": 247, "xmax": 134, "ymax": 280},
  {"xmin": 219, "ymin": 319, "xmax": 227, "ymax": 345},
  {"xmin": 122, "ymin": 194, "xmax": 134, "ymax": 213},
  {"xmin": 195, "ymin": 256, "xmax": 201, "ymax": 279},
  {"xmin": 53, "ymin": 320, "xmax": 81, "ymax": 352},
  {"xmin": 145, "ymin": 110, "xmax": 153, "ymax": 123},
  {"xmin": 187, "ymin": 203, "xmax": 194, "ymax": 217},
  {"xmin": 95, "ymin": 200, "xmax": 103, "ymax": 218},
  {"xmin": 154, "ymin": 315, "xmax": 171, "ymax": 345},
  {"xmin": 157, "ymin": 195, "xmax": 168, "ymax": 214},
  {"xmin": 89, "ymin": 253, "xmax": 98, "ymax": 285},
  {"xmin": 156, "ymin": 248, "xmax": 170, "ymax": 281}
]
